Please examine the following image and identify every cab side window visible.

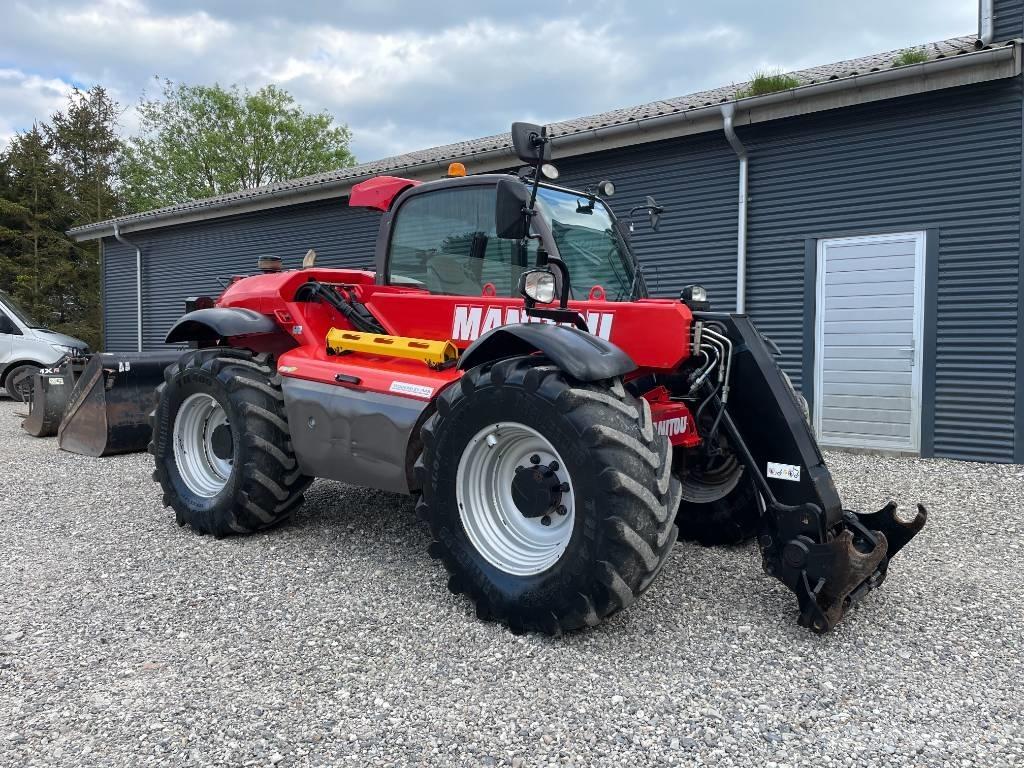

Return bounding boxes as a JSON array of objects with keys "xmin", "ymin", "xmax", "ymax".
[{"xmin": 387, "ymin": 186, "xmax": 529, "ymax": 297}]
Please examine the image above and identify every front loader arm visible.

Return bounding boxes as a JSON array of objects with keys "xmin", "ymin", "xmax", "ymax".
[{"xmin": 693, "ymin": 313, "xmax": 926, "ymax": 633}]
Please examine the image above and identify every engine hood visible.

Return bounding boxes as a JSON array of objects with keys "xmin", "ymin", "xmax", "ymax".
[{"xmin": 27, "ymin": 327, "xmax": 89, "ymax": 352}]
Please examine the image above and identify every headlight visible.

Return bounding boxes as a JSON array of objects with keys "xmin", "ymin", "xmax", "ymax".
[
  {"xmin": 680, "ymin": 284, "xmax": 710, "ymax": 310},
  {"xmin": 519, "ymin": 269, "xmax": 557, "ymax": 304},
  {"xmin": 51, "ymin": 344, "xmax": 86, "ymax": 357}
]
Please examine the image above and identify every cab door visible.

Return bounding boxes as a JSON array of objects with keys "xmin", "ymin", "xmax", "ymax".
[{"xmin": 367, "ymin": 182, "xmax": 533, "ymax": 344}]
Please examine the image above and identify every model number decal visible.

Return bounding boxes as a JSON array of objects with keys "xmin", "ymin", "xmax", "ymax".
[
  {"xmin": 767, "ymin": 462, "xmax": 801, "ymax": 482},
  {"xmin": 389, "ymin": 381, "xmax": 433, "ymax": 399},
  {"xmin": 451, "ymin": 305, "xmax": 614, "ymax": 342}
]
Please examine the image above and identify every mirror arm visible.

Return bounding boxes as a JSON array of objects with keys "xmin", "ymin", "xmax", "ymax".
[
  {"xmin": 546, "ymin": 256, "xmax": 572, "ymax": 309},
  {"xmin": 524, "ymin": 127, "xmax": 548, "ymax": 215}
]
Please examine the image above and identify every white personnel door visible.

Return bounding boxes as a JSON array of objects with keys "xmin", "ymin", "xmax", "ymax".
[{"xmin": 814, "ymin": 232, "xmax": 925, "ymax": 452}]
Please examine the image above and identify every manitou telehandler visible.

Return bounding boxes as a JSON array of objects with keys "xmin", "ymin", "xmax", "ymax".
[{"xmin": 150, "ymin": 122, "xmax": 926, "ymax": 635}]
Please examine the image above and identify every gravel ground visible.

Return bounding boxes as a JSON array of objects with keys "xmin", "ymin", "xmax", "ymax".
[{"xmin": 0, "ymin": 398, "xmax": 1022, "ymax": 767}]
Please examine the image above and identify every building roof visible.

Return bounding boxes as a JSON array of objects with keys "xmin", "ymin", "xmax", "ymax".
[{"xmin": 71, "ymin": 34, "xmax": 1018, "ymax": 240}]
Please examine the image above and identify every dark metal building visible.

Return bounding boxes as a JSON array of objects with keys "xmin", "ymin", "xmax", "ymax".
[{"xmin": 71, "ymin": 3, "xmax": 1024, "ymax": 463}]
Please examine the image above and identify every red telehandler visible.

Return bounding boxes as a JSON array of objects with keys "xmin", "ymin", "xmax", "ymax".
[{"xmin": 150, "ymin": 123, "xmax": 926, "ymax": 635}]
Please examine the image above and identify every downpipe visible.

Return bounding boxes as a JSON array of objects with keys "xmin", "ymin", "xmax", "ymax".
[
  {"xmin": 113, "ymin": 222, "xmax": 143, "ymax": 353},
  {"xmin": 720, "ymin": 104, "xmax": 748, "ymax": 314}
]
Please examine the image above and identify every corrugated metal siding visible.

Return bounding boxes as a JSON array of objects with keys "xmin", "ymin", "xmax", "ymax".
[
  {"xmin": 741, "ymin": 78, "xmax": 1021, "ymax": 461},
  {"xmin": 553, "ymin": 134, "xmax": 740, "ymax": 307},
  {"xmin": 994, "ymin": 0, "xmax": 1023, "ymax": 40},
  {"xmin": 102, "ymin": 198, "xmax": 382, "ymax": 351},
  {"xmin": 102, "ymin": 240, "xmax": 139, "ymax": 352}
]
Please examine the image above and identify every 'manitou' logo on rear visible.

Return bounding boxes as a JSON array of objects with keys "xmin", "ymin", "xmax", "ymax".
[{"xmin": 451, "ymin": 305, "xmax": 614, "ymax": 341}]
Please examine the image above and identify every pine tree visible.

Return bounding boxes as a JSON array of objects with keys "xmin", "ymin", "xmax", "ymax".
[
  {"xmin": 44, "ymin": 86, "xmax": 124, "ymax": 348},
  {"xmin": 0, "ymin": 125, "xmax": 72, "ymax": 326}
]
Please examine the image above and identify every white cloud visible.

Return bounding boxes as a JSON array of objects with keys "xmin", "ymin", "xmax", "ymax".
[
  {"xmin": 0, "ymin": 0, "xmax": 979, "ymax": 161},
  {"xmin": 0, "ymin": 69, "xmax": 76, "ymax": 148}
]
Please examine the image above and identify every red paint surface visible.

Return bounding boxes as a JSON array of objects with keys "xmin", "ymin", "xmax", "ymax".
[
  {"xmin": 348, "ymin": 175, "xmax": 421, "ymax": 211},
  {"xmin": 215, "ymin": 266, "xmax": 694, "ymax": 406}
]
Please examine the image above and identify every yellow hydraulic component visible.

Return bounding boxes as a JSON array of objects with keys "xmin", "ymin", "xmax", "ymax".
[{"xmin": 326, "ymin": 329, "xmax": 459, "ymax": 366}]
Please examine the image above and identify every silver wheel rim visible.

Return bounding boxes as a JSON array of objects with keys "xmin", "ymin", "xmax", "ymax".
[
  {"xmin": 456, "ymin": 422, "xmax": 575, "ymax": 576},
  {"xmin": 173, "ymin": 393, "xmax": 232, "ymax": 497}
]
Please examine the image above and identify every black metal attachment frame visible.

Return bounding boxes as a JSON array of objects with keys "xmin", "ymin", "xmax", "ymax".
[{"xmin": 691, "ymin": 312, "xmax": 927, "ymax": 633}]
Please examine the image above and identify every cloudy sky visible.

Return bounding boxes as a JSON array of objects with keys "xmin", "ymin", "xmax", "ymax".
[{"xmin": 0, "ymin": 0, "xmax": 978, "ymax": 162}]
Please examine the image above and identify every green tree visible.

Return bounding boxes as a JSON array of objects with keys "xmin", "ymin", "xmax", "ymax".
[
  {"xmin": 0, "ymin": 86, "xmax": 122, "ymax": 350},
  {"xmin": 122, "ymin": 81, "xmax": 355, "ymax": 210},
  {"xmin": 44, "ymin": 86, "xmax": 123, "ymax": 348},
  {"xmin": 0, "ymin": 125, "xmax": 75, "ymax": 325}
]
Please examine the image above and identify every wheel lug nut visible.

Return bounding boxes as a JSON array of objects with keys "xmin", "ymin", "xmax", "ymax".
[
  {"xmin": 541, "ymin": 515, "xmax": 552, "ymax": 526},
  {"xmin": 558, "ymin": 482, "xmax": 570, "ymax": 493},
  {"xmin": 530, "ymin": 454, "xmax": 541, "ymax": 465},
  {"xmin": 556, "ymin": 505, "xmax": 567, "ymax": 516},
  {"xmin": 549, "ymin": 460, "xmax": 559, "ymax": 471}
]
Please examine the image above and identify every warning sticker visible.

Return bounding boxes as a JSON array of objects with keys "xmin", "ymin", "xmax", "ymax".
[
  {"xmin": 48, "ymin": 377, "xmax": 65, "ymax": 386},
  {"xmin": 767, "ymin": 462, "xmax": 801, "ymax": 482},
  {"xmin": 389, "ymin": 381, "xmax": 434, "ymax": 399}
]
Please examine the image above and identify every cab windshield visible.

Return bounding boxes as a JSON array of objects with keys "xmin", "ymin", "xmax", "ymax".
[
  {"xmin": 0, "ymin": 289, "xmax": 38, "ymax": 328},
  {"xmin": 535, "ymin": 186, "xmax": 636, "ymax": 301}
]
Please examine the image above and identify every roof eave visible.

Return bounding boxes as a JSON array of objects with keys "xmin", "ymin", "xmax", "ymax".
[{"xmin": 69, "ymin": 41, "xmax": 1020, "ymax": 242}]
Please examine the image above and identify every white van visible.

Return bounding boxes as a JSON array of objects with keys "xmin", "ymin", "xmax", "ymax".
[{"xmin": 0, "ymin": 290, "xmax": 89, "ymax": 401}]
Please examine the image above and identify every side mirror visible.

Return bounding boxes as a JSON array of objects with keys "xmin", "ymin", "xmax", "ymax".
[
  {"xmin": 646, "ymin": 195, "xmax": 663, "ymax": 232},
  {"xmin": 511, "ymin": 122, "xmax": 551, "ymax": 165},
  {"xmin": 495, "ymin": 178, "xmax": 531, "ymax": 240}
]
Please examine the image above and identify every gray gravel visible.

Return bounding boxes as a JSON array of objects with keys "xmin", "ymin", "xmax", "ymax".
[{"xmin": 0, "ymin": 397, "xmax": 1021, "ymax": 767}]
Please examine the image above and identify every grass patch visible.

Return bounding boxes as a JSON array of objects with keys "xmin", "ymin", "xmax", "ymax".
[
  {"xmin": 736, "ymin": 69, "xmax": 801, "ymax": 99},
  {"xmin": 892, "ymin": 48, "xmax": 929, "ymax": 66}
]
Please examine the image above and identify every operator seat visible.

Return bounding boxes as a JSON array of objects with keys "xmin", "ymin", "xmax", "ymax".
[{"xmin": 426, "ymin": 254, "xmax": 483, "ymax": 296}]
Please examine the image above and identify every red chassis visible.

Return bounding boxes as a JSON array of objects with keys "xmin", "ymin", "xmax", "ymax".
[{"xmin": 216, "ymin": 267, "xmax": 701, "ymax": 448}]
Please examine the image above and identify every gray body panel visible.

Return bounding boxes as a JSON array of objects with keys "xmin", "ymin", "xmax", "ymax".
[{"xmin": 281, "ymin": 376, "xmax": 427, "ymax": 494}]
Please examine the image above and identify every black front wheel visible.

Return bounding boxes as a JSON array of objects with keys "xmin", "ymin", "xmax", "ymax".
[
  {"xmin": 417, "ymin": 356, "xmax": 680, "ymax": 635},
  {"xmin": 674, "ymin": 451, "xmax": 762, "ymax": 547},
  {"xmin": 4, "ymin": 364, "xmax": 38, "ymax": 402}
]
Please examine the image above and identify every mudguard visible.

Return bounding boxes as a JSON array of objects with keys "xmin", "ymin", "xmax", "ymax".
[
  {"xmin": 458, "ymin": 323, "xmax": 636, "ymax": 382},
  {"xmin": 165, "ymin": 307, "xmax": 279, "ymax": 344}
]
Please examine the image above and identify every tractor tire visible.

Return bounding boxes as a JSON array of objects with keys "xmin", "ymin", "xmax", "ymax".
[
  {"xmin": 149, "ymin": 348, "xmax": 311, "ymax": 537},
  {"xmin": 416, "ymin": 356, "xmax": 681, "ymax": 635},
  {"xmin": 4, "ymin": 364, "xmax": 37, "ymax": 402},
  {"xmin": 674, "ymin": 457, "xmax": 762, "ymax": 547}
]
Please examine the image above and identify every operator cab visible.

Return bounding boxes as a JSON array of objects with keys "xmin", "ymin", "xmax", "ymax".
[
  {"xmin": 361, "ymin": 122, "xmax": 662, "ymax": 305},
  {"xmin": 381, "ymin": 177, "xmax": 639, "ymax": 302}
]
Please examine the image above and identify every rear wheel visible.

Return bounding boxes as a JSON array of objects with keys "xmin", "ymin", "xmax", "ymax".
[
  {"xmin": 417, "ymin": 356, "xmax": 680, "ymax": 635},
  {"xmin": 149, "ymin": 349, "xmax": 310, "ymax": 536}
]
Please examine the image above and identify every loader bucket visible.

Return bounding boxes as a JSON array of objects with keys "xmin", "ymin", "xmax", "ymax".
[
  {"xmin": 21, "ymin": 356, "xmax": 89, "ymax": 437},
  {"xmin": 57, "ymin": 352, "xmax": 179, "ymax": 457}
]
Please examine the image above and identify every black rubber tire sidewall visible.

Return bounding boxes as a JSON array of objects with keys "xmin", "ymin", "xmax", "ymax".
[
  {"xmin": 429, "ymin": 381, "xmax": 604, "ymax": 609},
  {"xmin": 675, "ymin": 467, "xmax": 761, "ymax": 547},
  {"xmin": 5, "ymin": 364, "xmax": 36, "ymax": 402},
  {"xmin": 153, "ymin": 365, "xmax": 246, "ymax": 527}
]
